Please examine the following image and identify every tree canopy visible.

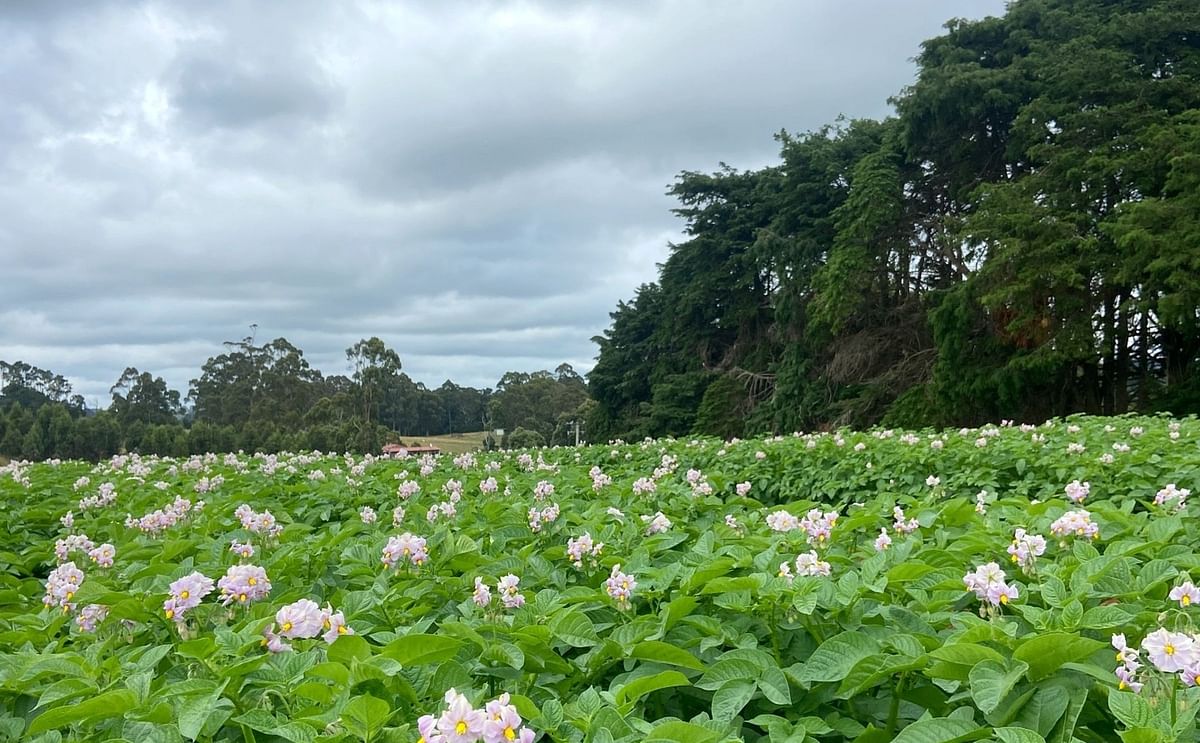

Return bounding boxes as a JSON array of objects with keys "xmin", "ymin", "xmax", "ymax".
[{"xmin": 589, "ymin": 0, "xmax": 1200, "ymax": 441}]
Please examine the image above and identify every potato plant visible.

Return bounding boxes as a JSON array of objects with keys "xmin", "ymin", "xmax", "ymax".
[{"xmin": 0, "ymin": 415, "xmax": 1198, "ymax": 743}]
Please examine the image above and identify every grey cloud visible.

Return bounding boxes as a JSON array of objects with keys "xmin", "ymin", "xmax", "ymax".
[{"xmin": 0, "ymin": 0, "xmax": 1007, "ymax": 405}]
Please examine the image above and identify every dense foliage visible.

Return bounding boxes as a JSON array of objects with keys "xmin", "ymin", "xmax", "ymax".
[
  {"xmin": 0, "ymin": 348, "xmax": 589, "ymax": 459},
  {"xmin": 589, "ymin": 0, "xmax": 1200, "ymax": 441},
  {"xmin": 1, "ymin": 414, "xmax": 1198, "ymax": 742}
]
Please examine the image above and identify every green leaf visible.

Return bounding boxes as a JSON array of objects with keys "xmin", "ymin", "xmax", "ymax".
[
  {"xmin": 342, "ymin": 695, "xmax": 392, "ymax": 741},
  {"xmin": 550, "ymin": 610, "xmax": 599, "ymax": 647},
  {"xmin": 631, "ymin": 641, "xmax": 704, "ymax": 671},
  {"xmin": 758, "ymin": 664, "xmax": 791, "ymax": 705},
  {"xmin": 968, "ymin": 659, "xmax": 1029, "ymax": 715},
  {"xmin": 1039, "ymin": 577, "xmax": 1068, "ymax": 608},
  {"xmin": 1108, "ymin": 690, "xmax": 1152, "ymax": 729},
  {"xmin": 994, "ymin": 727, "xmax": 1046, "ymax": 743},
  {"xmin": 615, "ymin": 670, "xmax": 691, "ymax": 709},
  {"xmin": 930, "ymin": 643, "xmax": 1005, "ymax": 667},
  {"xmin": 800, "ymin": 631, "xmax": 880, "ymax": 683},
  {"xmin": 645, "ymin": 720, "xmax": 721, "ymax": 743},
  {"xmin": 232, "ymin": 710, "xmax": 317, "ymax": 743},
  {"xmin": 28, "ymin": 689, "xmax": 138, "ymax": 734},
  {"xmin": 1059, "ymin": 600, "xmax": 1083, "ymax": 630},
  {"xmin": 891, "ymin": 718, "xmax": 983, "ymax": 743},
  {"xmin": 176, "ymin": 679, "xmax": 230, "ymax": 741},
  {"xmin": 1013, "ymin": 633, "xmax": 1105, "ymax": 680},
  {"xmin": 696, "ymin": 658, "xmax": 761, "ymax": 690},
  {"xmin": 381, "ymin": 634, "xmax": 463, "ymax": 665},
  {"xmin": 1118, "ymin": 728, "xmax": 1165, "ymax": 743},
  {"xmin": 1079, "ymin": 605, "xmax": 1132, "ymax": 630},
  {"xmin": 1014, "ymin": 686, "xmax": 1070, "ymax": 736},
  {"xmin": 327, "ymin": 634, "xmax": 372, "ymax": 664},
  {"xmin": 540, "ymin": 699, "xmax": 564, "ymax": 730},
  {"xmin": 711, "ymin": 679, "xmax": 756, "ymax": 721}
]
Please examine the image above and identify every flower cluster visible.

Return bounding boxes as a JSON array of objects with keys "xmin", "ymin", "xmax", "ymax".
[
  {"xmin": 78, "ymin": 482, "xmax": 116, "ymax": 511},
  {"xmin": 533, "ymin": 480, "xmax": 555, "ymax": 501},
  {"xmin": 75, "ymin": 603, "xmax": 108, "ymax": 633},
  {"xmin": 397, "ymin": 480, "xmax": 421, "ymax": 499},
  {"xmin": 194, "ymin": 475, "xmax": 224, "ymax": 494},
  {"xmin": 1006, "ymin": 528, "xmax": 1046, "ymax": 571},
  {"xmin": 1050, "ymin": 510, "xmax": 1099, "ymax": 540},
  {"xmin": 779, "ymin": 551, "xmax": 832, "ymax": 582},
  {"xmin": 55, "ymin": 533, "xmax": 94, "ymax": 563},
  {"xmin": 632, "ymin": 477, "xmax": 656, "ymax": 496},
  {"xmin": 479, "ymin": 477, "xmax": 498, "ymax": 495},
  {"xmin": 1170, "ymin": 581, "xmax": 1199, "ymax": 608},
  {"xmin": 1155, "ymin": 483, "xmax": 1190, "ymax": 511},
  {"xmin": 230, "ymin": 540, "xmax": 255, "ymax": 559},
  {"xmin": 1142, "ymin": 629, "xmax": 1199, "ymax": 678},
  {"xmin": 735, "ymin": 481, "xmax": 752, "ymax": 497},
  {"xmin": 527, "ymin": 503, "xmax": 560, "ymax": 533},
  {"xmin": 874, "ymin": 528, "xmax": 892, "ymax": 551},
  {"xmin": 234, "ymin": 504, "xmax": 283, "ymax": 538},
  {"xmin": 217, "ymin": 564, "xmax": 272, "ymax": 606},
  {"xmin": 1065, "ymin": 480, "xmax": 1090, "ymax": 504},
  {"xmin": 88, "ymin": 542, "xmax": 116, "ymax": 568},
  {"xmin": 264, "ymin": 599, "xmax": 353, "ymax": 651},
  {"xmin": 359, "ymin": 505, "xmax": 378, "ymax": 524},
  {"xmin": 472, "ymin": 577, "xmax": 491, "ymax": 607},
  {"xmin": 1112, "ymin": 633, "xmax": 1144, "ymax": 692},
  {"xmin": 800, "ymin": 508, "xmax": 838, "ymax": 545},
  {"xmin": 382, "ymin": 533, "xmax": 429, "ymax": 568},
  {"xmin": 642, "ymin": 511, "xmax": 671, "ymax": 535},
  {"xmin": 43, "ymin": 562, "xmax": 85, "ymax": 611},
  {"xmin": 417, "ymin": 689, "xmax": 535, "ymax": 743},
  {"xmin": 963, "ymin": 563, "xmax": 1018, "ymax": 607},
  {"xmin": 566, "ymin": 533, "xmax": 603, "ymax": 569},
  {"xmin": 495, "ymin": 574, "xmax": 525, "ymax": 609},
  {"xmin": 163, "ymin": 572, "xmax": 216, "ymax": 622},
  {"xmin": 125, "ymin": 497, "xmax": 197, "ymax": 536},
  {"xmin": 392, "ymin": 505, "xmax": 406, "ymax": 526},
  {"xmin": 892, "ymin": 506, "xmax": 919, "ymax": 534},
  {"xmin": 974, "ymin": 490, "xmax": 989, "ymax": 514},
  {"xmin": 589, "ymin": 466, "xmax": 611, "ymax": 491},
  {"xmin": 427, "ymin": 500, "xmax": 458, "ymax": 523},
  {"xmin": 606, "ymin": 564, "xmax": 636, "ymax": 609},
  {"xmin": 766, "ymin": 510, "xmax": 799, "ymax": 533}
]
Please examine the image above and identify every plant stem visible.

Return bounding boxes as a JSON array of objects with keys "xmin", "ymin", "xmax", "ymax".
[{"xmin": 886, "ymin": 673, "xmax": 905, "ymax": 736}]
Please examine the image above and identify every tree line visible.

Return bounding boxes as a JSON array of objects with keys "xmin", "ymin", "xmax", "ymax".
[
  {"xmin": 0, "ymin": 340, "xmax": 589, "ymax": 460},
  {"xmin": 588, "ymin": 0, "xmax": 1200, "ymax": 441}
]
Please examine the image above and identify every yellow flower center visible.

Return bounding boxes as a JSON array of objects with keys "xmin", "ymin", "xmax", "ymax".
[
  {"xmin": 999, "ymin": 594, "xmax": 1009, "ymax": 605},
  {"xmin": 1166, "ymin": 644, "xmax": 1175, "ymax": 656},
  {"xmin": 165, "ymin": 609, "xmax": 174, "ymax": 619},
  {"xmin": 248, "ymin": 578, "xmax": 257, "ymax": 586},
  {"xmin": 1116, "ymin": 651, "xmax": 1125, "ymax": 661},
  {"xmin": 456, "ymin": 721, "xmax": 468, "ymax": 735},
  {"xmin": 1119, "ymin": 680, "xmax": 1128, "ymax": 690},
  {"xmin": 505, "ymin": 727, "xmax": 516, "ymax": 740},
  {"xmin": 180, "ymin": 590, "xmax": 190, "ymax": 599},
  {"xmin": 418, "ymin": 737, "xmax": 426, "ymax": 743},
  {"xmin": 282, "ymin": 621, "xmax": 293, "ymax": 632},
  {"xmin": 324, "ymin": 618, "xmax": 331, "ymax": 630},
  {"xmin": 65, "ymin": 591, "xmax": 74, "ymax": 600},
  {"xmin": 338, "ymin": 625, "xmax": 348, "ymax": 634},
  {"xmin": 239, "ymin": 594, "xmax": 247, "ymax": 603},
  {"xmin": 1184, "ymin": 595, "xmax": 1192, "ymax": 606}
]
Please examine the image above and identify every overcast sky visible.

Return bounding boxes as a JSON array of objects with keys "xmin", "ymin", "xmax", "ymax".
[{"xmin": 0, "ymin": 0, "xmax": 1005, "ymax": 405}]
